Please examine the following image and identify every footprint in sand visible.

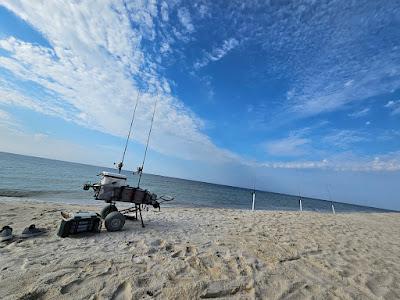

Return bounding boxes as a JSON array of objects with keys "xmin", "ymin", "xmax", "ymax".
[
  {"xmin": 225, "ymin": 255, "xmax": 252, "ymax": 277},
  {"xmin": 366, "ymin": 273, "xmax": 393, "ymax": 297},
  {"xmin": 279, "ymin": 281, "xmax": 307, "ymax": 299},
  {"xmin": 60, "ymin": 279, "xmax": 84, "ymax": 294},
  {"xmin": 111, "ymin": 281, "xmax": 133, "ymax": 300},
  {"xmin": 185, "ymin": 245, "xmax": 197, "ymax": 257},
  {"xmin": 146, "ymin": 247, "xmax": 158, "ymax": 255},
  {"xmin": 135, "ymin": 275, "xmax": 150, "ymax": 288},
  {"xmin": 171, "ymin": 250, "xmax": 183, "ymax": 258},
  {"xmin": 151, "ymin": 239, "xmax": 165, "ymax": 248},
  {"xmin": 165, "ymin": 242, "xmax": 174, "ymax": 252},
  {"xmin": 43, "ymin": 269, "xmax": 74, "ymax": 285}
]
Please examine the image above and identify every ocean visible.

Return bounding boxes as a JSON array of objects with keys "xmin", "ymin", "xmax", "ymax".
[{"xmin": 0, "ymin": 152, "xmax": 390, "ymax": 213}]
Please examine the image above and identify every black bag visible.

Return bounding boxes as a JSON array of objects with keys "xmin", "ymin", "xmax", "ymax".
[{"xmin": 57, "ymin": 212, "xmax": 102, "ymax": 238}]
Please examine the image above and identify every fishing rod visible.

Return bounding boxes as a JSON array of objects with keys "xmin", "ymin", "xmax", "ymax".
[
  {"xmin": 116, "ymin": 92, "xmax": 141, "ymax": 173},
  {"xmin": 137, "ymin": 95, "xmax": 158, "ymax": 187}
]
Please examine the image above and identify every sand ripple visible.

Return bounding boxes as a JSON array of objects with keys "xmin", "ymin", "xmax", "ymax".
[{"xmin": 0, "ymin": 201, "xmax": 399, "ymax": 299}]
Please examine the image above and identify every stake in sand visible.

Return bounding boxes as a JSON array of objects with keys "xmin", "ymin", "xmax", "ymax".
[
  {"xmin": 251, "ymin": 190, "xmax": 256, "ymax": 211},
  {"xmin": 327, "ymin": 185, "xmax": 336, "ymax": 214}
]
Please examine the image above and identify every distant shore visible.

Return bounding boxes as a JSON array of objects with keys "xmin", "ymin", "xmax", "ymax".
[{"xmin": 0, "ymin": 200, "xmax": 399, "ymax": 299}]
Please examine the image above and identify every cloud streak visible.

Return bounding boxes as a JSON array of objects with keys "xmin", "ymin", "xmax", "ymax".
[
  {"xmin": 322, "ymin": 130, "xmax": 368, "ymax": 149},
  {"xmin": 264, "ymin": 134, "xmax": 310, "ymax": 157},
  {"xmin": 260, "ymin": 151, "xmax": 400, "ymax": 172},
  {"xmin": 210, "ymin": 1, "xmax": 400, "ymax": 118},
  {"xmin": 194, "ymin": 38, "xmax": 239, "ymax": 69},
  {"xmin": 384, "ymin": 100, "xmax": 400, "ymax": 115},
  {"xmin": 177, "ymin": 7, "xmax": 194, "ymax": 33},
  {"xmin": 0, "ymin": 1, "xmax": 238, "ymax": 164},
  {"xmin": 348, "ymin": 107, "xmax": 370, "ymax": 118},
  {"xmin": 0, "ymin": 0, "xmax": 399, "ymax": 174}
]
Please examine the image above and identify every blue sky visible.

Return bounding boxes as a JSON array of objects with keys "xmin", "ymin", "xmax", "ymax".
[{"xmin": 0, "ymin": 1, "xmax": 399, "ymax": 210}]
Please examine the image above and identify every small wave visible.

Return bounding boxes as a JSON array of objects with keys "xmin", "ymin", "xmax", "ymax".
[{"xmin": 0, "ymin": 189, "xmax": 71, "ymax": 198}]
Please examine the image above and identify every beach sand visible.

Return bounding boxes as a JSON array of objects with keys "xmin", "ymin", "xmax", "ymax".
[{"xmin": 0, "ymin": 200, "xmax": 399, "ymax": 299}]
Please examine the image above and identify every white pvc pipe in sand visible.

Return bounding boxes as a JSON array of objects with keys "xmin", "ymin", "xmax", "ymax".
[
  {"xmin": 299, "ymin": 198, "xmax": 303, "ymax": 211},
  {"xmin": 251, "ymin": 192, "xmax": 256, "ymax": 211}
]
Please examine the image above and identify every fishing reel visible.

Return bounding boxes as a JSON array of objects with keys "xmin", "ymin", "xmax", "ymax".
[
  {"xmin": 114, "ymin": 161, "xmax": 123, "ymax": 173},
  {"xmin": 134, "ymin": 166, "xmax": 143, "ymax": 175},
  {"xmin": 83, "ymin": 182, "xmax": 92, "ymax": 191}
]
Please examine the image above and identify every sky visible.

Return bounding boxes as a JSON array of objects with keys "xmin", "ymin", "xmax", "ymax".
[{"xmin": 0, "ymin": 1, "xmax": 399, "ymax": 210}]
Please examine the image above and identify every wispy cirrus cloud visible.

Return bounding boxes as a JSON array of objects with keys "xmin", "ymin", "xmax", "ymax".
[
  {"xmin": 264, "ymin": 134, "xmax": 310, "ymax": 157},
  {"xmin": 260, "ymin": 127, "xmax": 398, "ymax": 172},
  {"xmin": 194, "ymin": 38, "xmax": 239, "ymax": 69},
  {"xmin": 0, "ymin": 1, "xmax": 238, "ymax": 164},
  {"xmin": 177, "ymin": 7, "xmax": 194, "ymax": 33},
  {"xmin": 0, "ymin": 108, "xmax": 20, "ymax": 129},
  {"xmin": 260, "ymin": 151, "xmax": 400, "ymax": 172},
  {"xmin": 322, "ymin": 130, "xmax": 368, "ymax": 149},
  {"xmin": 348, "ymin": 107, "xmax": 370, "ymax": 118},
  {"xmin": 208, "ymin": 1, "xmax": 400, "ymax": 119},
  {"xmin": 260, "ymin": 127, "xmax": 389, "ymax": 171},
  {"xmin": 0, "ymin": 0, "xmax": 399, "ymax": 175},
  {"xmin": 278, "ymin": 1, "xmax": 400, "ymax": 118},
  {"xmin": 384, "ymin": 100, "xmax": 400, "ymax": 115}
]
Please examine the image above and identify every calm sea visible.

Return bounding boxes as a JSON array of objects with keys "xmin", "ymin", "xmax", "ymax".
[{"xmin": 0, "ymin": 152, "xmax": 390, "ymax": 213}]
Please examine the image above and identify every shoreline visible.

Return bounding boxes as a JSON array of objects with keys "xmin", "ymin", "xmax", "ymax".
[
  {"xmin": 1, "ymin": 200, "xmax": 399, "ymax": 299},
  {"xmin": 0, "ymin": 197, "xmax": 396, "ymax": 214}
]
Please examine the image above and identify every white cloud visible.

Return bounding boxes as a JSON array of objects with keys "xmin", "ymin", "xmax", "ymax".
[
  {"xmin": 0, "ymin": 1, "xmax": 399, "ymax": 176},
  {"xmin": 260, "ymin": 152, "xmax": 400, "ymax": 172},
  {"xmin": 261, "ymin": 127, "xmax": 387, "ymax": 170},
  {"xmin": 0, "ymin": 124, "xmax": 117, "ymax": 167},
  {"xmin": 0, "ymin": 109, "xmax": 11, "ymax": 120},
  {"xmin": 194, "ymin": 38, "xmax": 239, "ymax": 69},
  {"xmin": 263, "ymin": 127, "xmax": 317, "ymax": 157},
  {"xmin": 160, "ymin": 1, "xmax": 169, "ymax": 22},
  {"xmin": 384, "ymin": 100, "xmax": 400, "ymax": 115},
  {"xmin": 322, "ymin": 130, "xmax": 367, "ymax": 149},
  {"xmin": 264, "ymin": 134, "xmax": 310, "ymax": 157},
  {"xmin": 344, "ymin": 80, "xmax": 354, "ymax": 87},
  {"xmin": 197, "ymin": 4, "xmax": 209, "ymax": 18},
  {"xmin": 177, "ymin": 7, "xmax": 194, "ymax": 32},
  {"xmin": 209, "ymin": 38, "xmax": 239, "ymax": 61},
  {"xmin": 348, "ymin": 107, "xmax": 370, "ymax": 118},
  {"xmin": 0, "ymin": 1, "xmax": 237, "ymax": 164},
  {"xmin": 379, "ymin": 129, "xmax": 400, "ymax": 141},
  {"xmin": 0, "ymin": 79, "xmax": 78, "ymax": 122},
  {"xmin": 385, "ymin": 100, "xmax": 395, "ymax": 108},
  {"xmin": 0, "ymin": 108, "xmax": 20, "ymax": 129},
  {"xmin": 260, "ymin": 160, "xmax": 328, "ymax": 170},
  {"xmin": 229, "ymin": 1, "xmax": 400, "ymax": 119}
]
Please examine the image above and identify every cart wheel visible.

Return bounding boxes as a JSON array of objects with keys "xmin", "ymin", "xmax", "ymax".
[
  {"xmin": 100, "ymin": 204, "xmax": 118, "ymax": 219},
  {"xmin": 104, "ymin": 211, "xmax": 125, "ymax": 232}
]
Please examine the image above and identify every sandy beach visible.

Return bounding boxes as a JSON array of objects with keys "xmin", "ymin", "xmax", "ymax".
[{"xmin": 0, "ymin": 200, "xmax": 399, "ymax": 299}]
